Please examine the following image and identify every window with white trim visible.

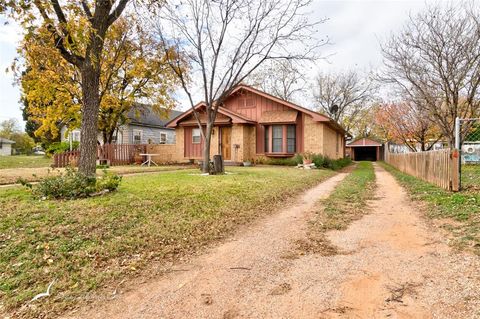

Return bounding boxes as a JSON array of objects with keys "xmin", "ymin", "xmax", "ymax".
[
  {"xmin": 264, "ymin": 124, "xmax": 296, "ymax": 153},
  {"xmin": 133, "ymin": 130, "xmax": 143, "ymax": 144},
  {"xmin": 287, "ymin": 125, "xmax": 296, "ymax": 153},
  {"xmin": 71, "ymin": 130, "xmax": 80, "ymax": 142},
  {"xmin": 272, "ymin": 125, "xmax": 283, "ymax": 152},
  {"xmin": 160, "ymin": 133, "xmax": 167, "ymax": 144},
  {"xmin": 192, "ymin": 128, "xmax": 201, "ymax": 144}
]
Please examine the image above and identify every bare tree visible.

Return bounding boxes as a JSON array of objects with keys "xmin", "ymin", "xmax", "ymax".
[
  {"xmin": 1, "ymin": 0, "xmax": 133, "ymax": 176},
  {"xmin": 312, "ymin": 70, "xmax": 376, "ymax": 133},
  {"xmin": 380, "ymin": 2, "xmax": 480, "ymax": 147},
  {"xmin": 151, "ymin": 0, "xmax": 324, "ymax": 173},
  {"xmin": 247, "ymin": 60, "xmax": 307, "ymax": 102}
]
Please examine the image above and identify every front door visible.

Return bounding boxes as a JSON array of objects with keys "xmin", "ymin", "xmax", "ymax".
[{"xmin": 220, "ymin": 127, "xmax": 232, "ymax": 160}]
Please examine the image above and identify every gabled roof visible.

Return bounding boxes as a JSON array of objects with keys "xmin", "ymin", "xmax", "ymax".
[
  {"xmin": 166, "ymin": 84, "xmax": 347, "ymax": 134},
  {"xmin": 128, "ymin": 104, "xmax": 184, "ymax": 129},
  {"xmin": 347, "ymin": 137, "xmax": 383, "ymax": 147},
  {"xmin": 166, "ymin": 102, "xmax": 256, "ymax": 128},
  {"xmin": 0, "ymin": 137, "xmax": 15, "ymax": 144}
]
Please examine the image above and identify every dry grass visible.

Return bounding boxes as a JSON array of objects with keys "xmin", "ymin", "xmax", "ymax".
[
  {"xmin": 0, "ymin": 166, "xmax": 335, "ymax": 318},
  {"xmin": 0, "ymin": 165, "xmax": 192, "ymax": 185},
  {"xmin": 293, "ymin": 162, "xmax": 376, "ymax": 257},
  {"xmin": 0, "ymin": 155, "xmax": 52, "ymax": 169}
]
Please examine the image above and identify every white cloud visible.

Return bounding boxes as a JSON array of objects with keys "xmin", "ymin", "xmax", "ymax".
[{"xmin": 0, "ymin": 0, "xmax": 458, "ymax": 124}]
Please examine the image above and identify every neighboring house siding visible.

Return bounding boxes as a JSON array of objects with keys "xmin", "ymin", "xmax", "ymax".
[
  {"xmin": 123, "ymin": 124, "xmax": 175, "ymax": 145},
  {"xmin": 60, "ymin": 124, "xmax": 175, "ymax": 145},
  {"xmin": 0, "ymin": 143, "xmax": 12, "ymax": 156}
]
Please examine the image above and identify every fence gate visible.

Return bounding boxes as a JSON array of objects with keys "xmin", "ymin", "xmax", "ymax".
[{"xmin": 455, "ymin": 117, "xmax": 480, "ymax": 191}]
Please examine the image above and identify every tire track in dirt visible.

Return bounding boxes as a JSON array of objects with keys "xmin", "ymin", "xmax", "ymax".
[
  {"xmin": 63, "ymin": 172, "xmax": 349, "ymax": 319},
  {"xmin": 319, "ymin": 164, "xmax": 480, "ymax": 318},
  {"xmin": 63, "ymin": 164, "xmax": 480, "ymax": 318}
]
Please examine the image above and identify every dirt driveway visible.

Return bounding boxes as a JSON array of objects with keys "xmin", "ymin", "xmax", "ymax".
[{"xmin": 64, "ymin": 164, "xmax": 480, "ymax": 319}]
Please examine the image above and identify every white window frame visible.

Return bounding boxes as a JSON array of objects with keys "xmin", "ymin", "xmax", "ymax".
[
  {"xmin": 133, "ymin": 129, "xmax": 143, "ymax": 144},
  {"xmin": 192, "ymin": 128, "xmax": 201, "ymax": 144},
  {"xmin": 71, "ymin": 130, "xmax": 80, "ymax": 142},
  {"xmin": 160, "ymin": 132, "xmax": 167, "ymax": 144}
]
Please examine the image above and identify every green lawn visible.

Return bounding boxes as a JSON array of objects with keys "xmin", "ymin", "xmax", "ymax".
[
  {"xmin": 380, "ymin": 162, "xmax": 480, "ymax": 254},
  {"xmin": 295, "ymin": 162, "xmax": 376, "ymax": 256},
  {"xmin": 0, "ymin": 155, "xmax": 52, "ymax": 169},
  {"xmin": 0, "ymin": 166, "xmax": 335, "ymax": 318},
  {"xmin": 0, "ymin": 164, "xmax": 193, "ymax": 185},
  {"xmin": 462, "ymin": 164, "xmax": 480, "ymax": 191}
]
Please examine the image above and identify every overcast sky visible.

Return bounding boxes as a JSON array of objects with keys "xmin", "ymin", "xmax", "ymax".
[{"xmin": 0, "ymin": 0, "xmax": 448, "ymax": 126}]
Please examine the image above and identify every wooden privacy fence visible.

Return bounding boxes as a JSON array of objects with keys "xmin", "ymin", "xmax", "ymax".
[
  {"xmin": 385, "ymin": 148, "xmax": 460, "ymax": 191},
  {"xmin": 53, "ymin": 144, "xmax": 147, "ymax": 168},
  {"xmin": 53, "ymin": 150, "xmax": 80, "ymax": 168}
]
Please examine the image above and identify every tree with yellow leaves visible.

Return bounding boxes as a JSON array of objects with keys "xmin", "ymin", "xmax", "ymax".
[
  {"xmin": 2, "ymin": 0, "xmax": 144, "ymax": 175},
  {"xmin": 18, "ymin": 16, "xmax": 181, "ymax": 145}
]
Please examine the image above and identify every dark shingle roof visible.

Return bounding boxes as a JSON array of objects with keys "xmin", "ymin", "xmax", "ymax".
[{"xmin": 127, "ymin": 104, "xmax": 184, "ymax": 129}]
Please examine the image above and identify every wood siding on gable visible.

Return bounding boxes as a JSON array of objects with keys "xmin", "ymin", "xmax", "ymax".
[{"xmin": 223, "ymin": 91, "xmax": 303, "ymax": 154}]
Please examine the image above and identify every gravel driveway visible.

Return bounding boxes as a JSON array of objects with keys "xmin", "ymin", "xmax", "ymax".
[{"xmin": 64, "ymin": 164, "xmax": 480, "ymax": 319}]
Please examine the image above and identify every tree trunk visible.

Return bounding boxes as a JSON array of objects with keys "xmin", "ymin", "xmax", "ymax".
[
  {"xmin": 201, "ymin": 124, "xmax": 213, "ymax": 173},
  {"xmin": 78, "ymin": 65, "xmax": 101, "ymax": 176}
]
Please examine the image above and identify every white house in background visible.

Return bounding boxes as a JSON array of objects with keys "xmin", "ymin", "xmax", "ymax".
[
  {"xmin": 61, "ymin": 105, "xmax": 183, "ymax": 145},
  {"xmin": 0, "ymin": 137, "xmax": 14, "ymax": 156}
]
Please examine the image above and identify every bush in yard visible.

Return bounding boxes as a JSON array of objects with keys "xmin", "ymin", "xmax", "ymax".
[
  {"xmin": 20, "ymin": 167, "xmax": 122, "ymax": 199},
  {"xmin": 253, "ymin": 153, "xmax": 351, "ymax": 169},
  {"xmin": 95, "ymin": 171, "xmax": 122, "ymax": 192},
  {"xmin": 312, "ymin": 154, "xmax": 352, "ymax": 170}
]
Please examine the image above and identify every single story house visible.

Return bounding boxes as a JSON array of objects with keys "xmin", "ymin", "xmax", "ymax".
[
  {"xmin": 165, "ymin": 84, "xmax": 347, "ymax": 163},
  {"xmin": 346, "ymin": 137, "xmax": 384, "ymax": 161},
  {"xmin": 0, "ymin": 137, "xmax": 14, "ymax": 156},
  {"xmin": 61, "ymin": 105, "xmax": 183, "ymax": 145}
]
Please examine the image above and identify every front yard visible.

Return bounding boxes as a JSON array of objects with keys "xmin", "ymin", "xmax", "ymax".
[
  {"xmin": 0, "ymin": 155, "xmax": 52, "ymax": 169},
  {"xmin": 462, "ymin": 164, "xmax": 480, "ymax": 191},
  {"xmin": 0, "ymin": 164, "xmax": 193, "ymax": 185},
  {"xmin": 0, "ymin": 166, "xmax": 335, "ymax": 318}
]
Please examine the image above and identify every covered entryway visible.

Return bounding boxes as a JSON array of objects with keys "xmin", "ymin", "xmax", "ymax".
[{"xmin": 346, "ymin": 137, "xmax": 383, "ymax": 161}]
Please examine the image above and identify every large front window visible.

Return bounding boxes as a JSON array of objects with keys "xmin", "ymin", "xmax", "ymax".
[
  {"xmin": 272, "ymin": 125, "xmax": 283, "ymax": 152},
  {"xmin": 287, "ymin": 125, "xmax": 296, "ymax": 153},
  {"xmin": 264, "ymin": 126, "xmax": 269, "ymax": 153},
  {"xmin": 264, "ymin": 124, "xmax": 296, "ymax": 154}
]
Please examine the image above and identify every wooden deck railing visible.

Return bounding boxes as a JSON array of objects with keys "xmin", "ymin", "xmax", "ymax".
[
  {"xmin": 53, "ymin": 144, "xmax": 147, "ymax": 168},
  {"xmin": 385, "ymin": 148, "xmax": 460, "ymax": 191}
]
